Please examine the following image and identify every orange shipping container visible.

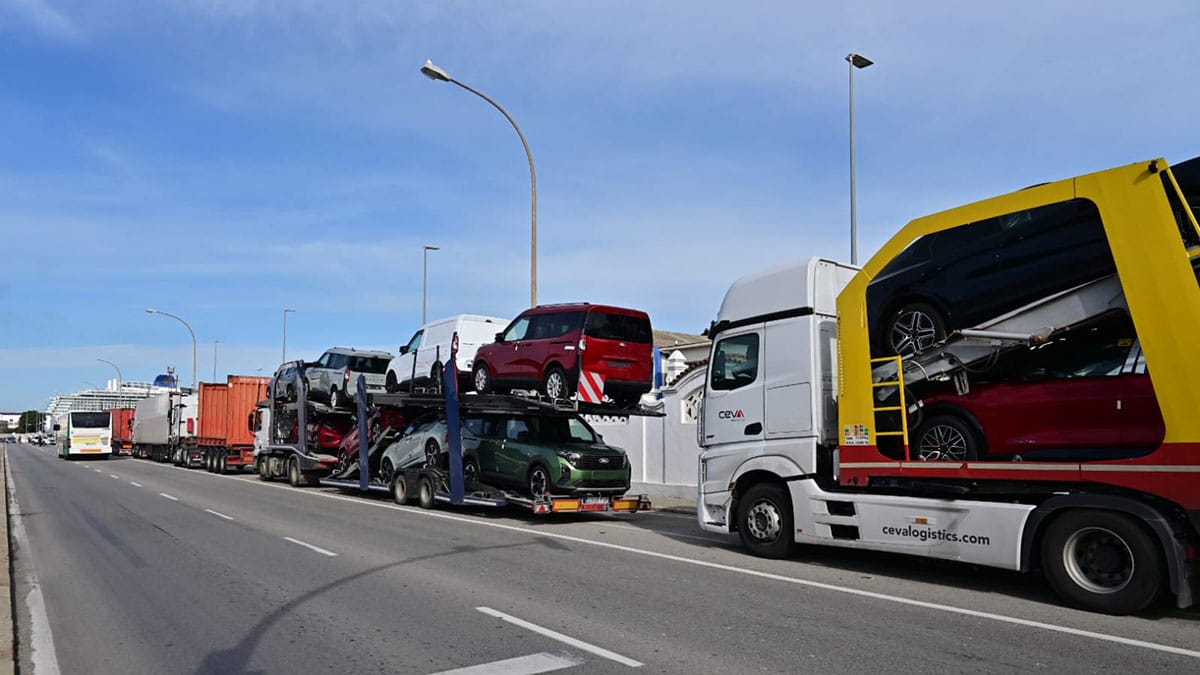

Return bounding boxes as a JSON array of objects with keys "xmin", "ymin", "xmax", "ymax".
[
  {"xmin": 107, "ymin": 408, "xmax": 135, "ymax": 444},
  {"xmin": 197, "ymin": 376, "xmax": 270, "ymax": 448}
]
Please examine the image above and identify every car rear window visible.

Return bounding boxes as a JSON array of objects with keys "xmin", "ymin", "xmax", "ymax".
[
  {"xmin": 584, "ymin": 311, "xmax": 651, "ymax": 343},
  {"xmin": 349, "ymin": 356, "xmax": 390, "ymax": 373},
  {"xmin": 71, "ymin": 412, "xmax": 111, "ymax": 428}
]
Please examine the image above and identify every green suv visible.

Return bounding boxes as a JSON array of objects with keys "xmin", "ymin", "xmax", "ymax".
[{"xmin": 462, "ymin": 413, "xmax": 630, "ymax": 497}]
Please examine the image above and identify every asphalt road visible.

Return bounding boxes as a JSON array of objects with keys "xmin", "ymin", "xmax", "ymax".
[{"xmin": 7, "ymin": 442, "xmax": 1199, "ymax": 674}]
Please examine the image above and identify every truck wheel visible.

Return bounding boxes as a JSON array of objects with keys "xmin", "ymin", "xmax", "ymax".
[
  {"xmin": 543, "ymin": 366, "xmax": 569, "ymax": 401},
  {"xmin": 418, "ymin": 475, "xmax": 436, "ymax": 509},
  {"xmin": 392, "ymin": 474, "xmax": 411, "ymax": 505},
  {"xmin": 258, "ymin": 457, "xmax": 272, "ymax": 481},
  {"xmin": 736, "ymin": 483, "xmax": 794, "ymax": 559},
  {"xmin": 288, "ymin": 458, "xmax": 302, "ymax": 487},
  {"xmin": 217, "ymin": 453, "xmax": 227, "ymax": 475},
  {"xmin": 1041, "ymin": 509, "xmax": 1164, "ymax": 614},
  {"xmin": 204, "ymin": 450, "xmax": 212, "ymax": 472},
  {"xmin": 912, "ymin": 415, "xmax": 979, "ymax": 462}
]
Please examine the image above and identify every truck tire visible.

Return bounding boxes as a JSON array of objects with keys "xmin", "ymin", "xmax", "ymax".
[
  {"xmin": 217, "ymin": 453, "xmax": 227, "ymax": 475},
  {"xmin": 736, "ymin": 483, "xmax": 794, "ymax": 559},
  {"xmin": 258, "ymin": 457, "xmax": 272, "ymax": 481},
  {"xmin": 288, "ymin": 458, "xmax": 302, "ymax": 487},
  {"xmin": 392, "ymin": 474, "xmax": 411, "ymax": 505},
  {"xmin": 418, "ymin": 475, "xmax": 436, "ymax": 510},
  {"xmin": 1040, "ymin": 509, "xmax": 1165, "ymax": 615}
]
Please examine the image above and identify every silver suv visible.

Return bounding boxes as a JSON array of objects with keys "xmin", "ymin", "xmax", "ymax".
[{"xmin": 306, "ymin": 347, "xmax": 392, "ymax": 408}]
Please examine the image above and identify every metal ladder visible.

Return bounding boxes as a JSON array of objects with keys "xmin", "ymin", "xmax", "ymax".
[{"xmin": 869, "ymin": 355, "xmax": 910, "ymax": 460}]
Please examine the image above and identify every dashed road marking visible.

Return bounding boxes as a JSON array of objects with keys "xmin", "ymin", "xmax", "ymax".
[
  {"xmin": 159, "ymin": 492, "xmax": 178, "ymax": 501},
  {"xmin": 283, "ymin": 536, "xmax": 337, "ymax": 557},
  {"xmin": 204, "ymin": 508, "xmax": 234, "ymax": 521},
  {"xmin": 477, "ymin": 607, "xmax": 642, "ymax": 668},
  {"xmin": 129, "ymin": 482, "xmax": 142, "ymax": 487}
]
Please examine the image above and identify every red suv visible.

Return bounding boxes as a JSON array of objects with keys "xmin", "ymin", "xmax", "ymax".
[{"xmin": 471, "ymin": 303, "xmax": 654, "ymax": 406}]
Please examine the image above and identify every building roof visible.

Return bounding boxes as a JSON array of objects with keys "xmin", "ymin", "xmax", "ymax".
[{"xmin": 653, "ymin": 329, "xmax": 709, "ymax": 349}]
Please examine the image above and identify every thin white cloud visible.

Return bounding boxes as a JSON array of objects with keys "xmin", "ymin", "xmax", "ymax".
[{"xmin": 2, "ymin": 0, "xmax": 82, "ymax": 41}]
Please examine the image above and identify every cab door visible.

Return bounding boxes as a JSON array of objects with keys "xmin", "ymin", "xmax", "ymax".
[{"xmin": 702, "ymin": 327, "xmax": 765, "ymax": 448}]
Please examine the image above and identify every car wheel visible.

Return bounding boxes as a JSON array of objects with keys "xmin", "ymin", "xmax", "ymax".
[
  {"xmin": 424, "ymin": 439, "xmax": 441, "ymax": 468},
  {"xmin": 528, "ymin": 464, "xmax": 552, "ymax": 498},
  {"xmin": 913, "ymin": 414, "xmax": 979, "ymax": 461},
  {"xmin": 463, "ymin": 455, "xmax": 480, "ymax": 487},
  {"xmin": 1041, "ymin": 509, "xmax": 1164, "ymax": 614},
  {"xmin": 381, "ymin": 458, "xmax": 395, "ymax": 485},
  {"xmin": 385, "ymin": 370, "xmax": 398, "ymax": 393},
  {"xmin": 392, "ymin": 473, "xmax": 411, "ymax": 505},
  {"xmin": 473, "ymin": 364, "xmax": 493, "ymax": 394},
  {"xmin": 418, "ymin": 475, "xmax": 436, "ymax": 509},
  {"xmin": 887, "ymin": 302, "xmax": 946, "ymax": 356},
  {"xmin": 543, "ymin": 366, "xmax": 570, "ymax": 401},
  {"xmin": 430, "ymin": 363, "xmax": 444, "ymax": 392},
  {"xmin": 736, "ymin": 483, "xmax": 794, "ymax": 559},
  {"xmin": 329, "ymin": 388, "xmax": 342, "ymax": 409}
]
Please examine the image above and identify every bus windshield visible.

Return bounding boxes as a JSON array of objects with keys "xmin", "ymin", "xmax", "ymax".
[{"xmin": 71, "ymin": 411, "xmax": 111, "ymax": 429}]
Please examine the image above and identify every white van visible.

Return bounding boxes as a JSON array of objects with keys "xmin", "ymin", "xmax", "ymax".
[{"xmin": 386, "ymin": 314, "xmax": 507, "ymax": 392}]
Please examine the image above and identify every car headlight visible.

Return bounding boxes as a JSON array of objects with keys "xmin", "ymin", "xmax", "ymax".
[{"xmin": 555, "ymin": 450, "xmax": 582, "ymax": 464}]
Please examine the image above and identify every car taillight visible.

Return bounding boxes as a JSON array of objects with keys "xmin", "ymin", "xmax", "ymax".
[
  {"xmin": 343, "ymin": 369, "xmax": 350, "ymax": 385},
  {"xmin": 579, "ymin": 337, "xmax": 587, "ymax": 352}
]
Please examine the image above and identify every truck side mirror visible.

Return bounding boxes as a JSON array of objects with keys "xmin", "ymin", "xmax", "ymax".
[{"xmin": 53, "ymin": 424, "xmax": 61, "ymax": 431}]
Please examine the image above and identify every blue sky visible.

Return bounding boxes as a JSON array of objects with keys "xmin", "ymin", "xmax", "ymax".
[{"xmin": 1, "ymin": 1, "xmax": 1197, "ymax": 411}]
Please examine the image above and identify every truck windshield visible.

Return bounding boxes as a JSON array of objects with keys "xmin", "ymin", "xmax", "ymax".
[
  {"xmin": 585, "ymin": 312, "xmax": 652, "ymax": 343},
  {"xmin": 71, "ymin": 412, "xmax": 111, "ymax": 428},
  {"xmin": 349, "ymin": 356, "xmax": 390, "ymax": 373}
]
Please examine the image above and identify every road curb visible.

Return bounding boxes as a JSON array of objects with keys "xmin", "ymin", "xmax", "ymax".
[{"xmin": 1, "ymin": 446, "xmax": 13, "ymax": 675}]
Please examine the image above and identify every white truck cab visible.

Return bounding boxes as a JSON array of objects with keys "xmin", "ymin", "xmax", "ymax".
[{"xmin": 699, "ymin": 257, "xmax": 856, "ymax": 531}]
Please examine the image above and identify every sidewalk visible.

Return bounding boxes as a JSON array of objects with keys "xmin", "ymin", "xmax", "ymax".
[{"xmin": 632, "ymin": 482, "xmax": 697, "ymax": 515}]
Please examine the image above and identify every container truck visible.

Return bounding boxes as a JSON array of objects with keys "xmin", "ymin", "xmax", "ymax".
[
  {"xmin": 107, "ymin": 408, "xmax": 135, "ymax": 455},
  {"xmin": 698, "ymin": 156, "xmax": 1200, "ymax": 615},
  {"xmin": 197, "ymin": 375, "xmax": 270, "ymax": 473},
  {"xmin": 132, "ymin": 390, "xmax": 198, "ymax": 462}
]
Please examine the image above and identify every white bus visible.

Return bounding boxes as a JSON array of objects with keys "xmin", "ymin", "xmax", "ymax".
[{"xmin": 59, "ymin": 411, "xmax": 113, "ymax": 459}]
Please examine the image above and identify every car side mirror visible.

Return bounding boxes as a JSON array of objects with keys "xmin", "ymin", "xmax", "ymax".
[
  {"xmin": 53, "ymin": 424, "xmax": 61, "ymax": 431},
  {"xmin": 495, "ymin": 332, "xmax": 505, "ymax": 343},
  {"xmin": 399, "ymin": 345, "xmax": 409, "ymax": 355}
]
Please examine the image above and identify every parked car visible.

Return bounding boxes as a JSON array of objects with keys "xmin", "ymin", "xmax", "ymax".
[
  {"xmin": 471, "ymin": 303, "xmax": 654, "ymax": 406},
  {"xmin": 909, "ymin": 313, "xmax": 1163, "ymax": 461},
  {"xmin": 866, "ymin": 198, "xmax": 1118, "ymax": 356},
  {"xmin": 385, "ymin": 314, "xmax": 507, "ymax": 393},
  {"xmin": 306, "ymin": 348, "xmax": 392, "ymax": 408}
]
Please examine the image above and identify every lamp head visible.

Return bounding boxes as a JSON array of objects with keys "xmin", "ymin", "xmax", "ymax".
[
  {"xmin": 145, "ymin": 308, "xmax": 158, "ymax": 314},
  {"xmin": 846, "ymin": 53, "xmax": 874, "ymax": 69},
  {"xmin": 421, "ymin": 59, "xmax": 451, "ymax": 82},
  {"xmin": 425, "ymin": 245, "xmax": 440, "ymax": 252}
]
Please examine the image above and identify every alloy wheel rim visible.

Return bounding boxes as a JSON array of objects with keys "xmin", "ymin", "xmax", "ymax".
[
  {"xmin": 918, "ymin": 424, "xmax": 969, "ymax": 461},
  {"xmin": 530, "ymin": 468, "xmax": 549, "ymax": 496},
  {"xmin": 546, "ymin": 372, "xmax": 565, "ymax": 399},
  {"xmin": 475, "ymin": 368, "xmax": 488, "ymax": 392},
  {"xmin": 891, "ymin": 310, "xmax": 939, "ymax": 355}
]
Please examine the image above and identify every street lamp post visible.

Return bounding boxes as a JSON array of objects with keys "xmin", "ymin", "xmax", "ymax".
[
  {"xmin": 146, "ymin": 308, "xmax": 198, "ymax": 390},
  {"xmin": 846, "ymin": 52, "xmax": 874, "ymax": 266},
  {"xmin": 282, "ymin": 309, "xmax": 295, "ymax": 363},
  {"xmin": 97, "ymin": 358, "xmax": 122, "ymax": 391},
  {"xmin": 421, "ymin": 59, "xmax": 539, "ymax": 307},
  {"xmin": 213, "ymin": 339, "xmax": 222, "ymax": 383},
  {"xmin": 423, "ymin": 245, "xmax": 440, "ymax": 324}
]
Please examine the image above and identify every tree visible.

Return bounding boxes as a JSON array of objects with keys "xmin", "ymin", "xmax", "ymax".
[{"xmin": 16, "ymin": 410, "xmax": 41, "ymax": 434}]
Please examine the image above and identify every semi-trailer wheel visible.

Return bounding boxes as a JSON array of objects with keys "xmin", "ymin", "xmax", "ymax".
[
  {"xmin": 1040, "ymin": 509, "xmax": 1164, "ymax": 615},
  {"xmin": 288, "ymin": 457, "xmax": 302, "ymax": 487},
  {"xmin": 258, "ymin": 456, "xmax": 272, "ymax": 481},
  {"xmin": 418, "ymin": 475, "xmax": 436, "ymax": 509},
  {"xmin": 736, "ymin": 483, "xmax": 794, "ymax": 559},
  {"xmin": 391, "ymin": 474, "xmax": 411, "ymax": 505},
  {"xmin": 217, "ymin": 453, "xmax": 227, "ymax": 475}
]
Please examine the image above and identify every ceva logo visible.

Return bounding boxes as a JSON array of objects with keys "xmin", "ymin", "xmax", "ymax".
[{"xmin": 718, "ymin": 409, "xmax": 745, "ymax": 420}]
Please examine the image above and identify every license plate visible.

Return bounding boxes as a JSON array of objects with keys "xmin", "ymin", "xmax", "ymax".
[
  {"xmin": 583, "ymin": 496, "xmax": 609, "ymax": 505},
  {"xmin": 607, "ymin": 361, "xmax": 632, "ymax": 369}
]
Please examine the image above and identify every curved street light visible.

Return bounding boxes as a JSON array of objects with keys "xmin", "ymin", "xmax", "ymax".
[
  {"xmin": 97, "ymin": 358, "xmax": 122, "ymax": 391},
  {"xmin": 146, "ymin": 308, "xmax": 198, "ymax": 390},
  {"xmin": 421, "ymin": 59, "xmax": 539, "ymax": 307}
]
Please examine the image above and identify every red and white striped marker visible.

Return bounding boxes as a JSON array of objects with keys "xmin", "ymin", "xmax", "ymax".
[{"xmin": 577, "ymin": 371, "xmax": 605, "ymax": 404}]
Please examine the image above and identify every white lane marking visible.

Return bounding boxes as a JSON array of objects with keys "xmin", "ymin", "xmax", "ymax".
[
  {"xmin": 159, "ymin": 492, "xmax": 178, "ymax": 501},
  {"xmin": 429, "ymin": 652, "xmax": 583, "ymax": 675},
  {"xmin": 129, "ymin": 482, "xmax": 142, "ymax": 488},
  {"xmin": 93, "ymin": 469, "xmax": 102, "ymax": 473},
  {"xmin": 242, "ymin": 478, "xmax": 1200, "ymax": 661},
  {"xmin": 7, "ymin": 452, "xmax": 63, "ymax": 675},
  {"xmin": 109, "ymin": 474, "xmax": 119, "ymax": 479},
  {"xmin": 477, "ymin": 607, "xmax": 642, "ymax": 668},
  {"xmin": 204, "ymin": 509, "xmax": 234, "ymax": 521},
  {"xmin": 283, "ymin": 536, "xmax": 337, "ymax": 557}
]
